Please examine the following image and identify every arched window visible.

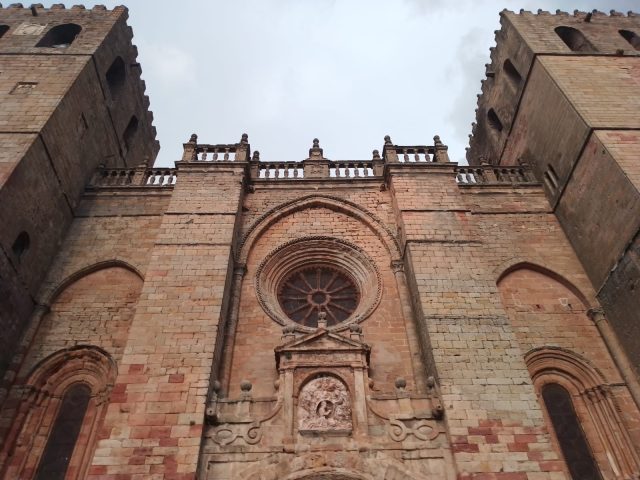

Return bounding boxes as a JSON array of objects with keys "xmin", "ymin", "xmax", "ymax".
[
  {"xmin": 106, "ymin": 56, "xmax": 126, "ymax": 99},
  {"xmin": 503, "ymin": 59, "xmax": 522, "ymax": 86},
  {"xmin": 542, "ymin": 383, "xmax": 602, "ymax": 480},
  {"xmin": 34, "ymin": 383, "xmax": 91, "ymax": 480},
  {"xmin": 123, "ymin": 115, "xmax": 139, "ymax": 151},
  {"xmin": 0, "ymin": 25, "xmax": 9, "ymax": 38},
  {"xmin": 619, "ymin": 30, "xmax": 640, "ymax": 51},
  {"xmin": 36, "ymin": 23, "xmax": 82, "ymax": 48},
  {"xmin": 12, "ymin": 231, "xmax": 30, "ymax": 260},
  {"xmin": 487, "ymin": 108, "xmax": 503, "ymax": 132},
  {"xmin": 555, "ymin": 26, "xmax": 597, "ymax": 52},
  {"xmin": 1, "ymin": 347, "xmax": 116, "ymax": 479},
  {"xmin": 525, "ymin": 348, "xmax": 640, "ymax": 479}
]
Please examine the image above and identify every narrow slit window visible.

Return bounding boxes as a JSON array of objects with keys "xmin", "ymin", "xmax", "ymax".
[
  {"xmin": 542, "ymin": 384, "xmax": 602, "ymax": 480},
  {"xmin": 106, "ymin": 56, "xmax": 126, "ymax": 99},
  {"xmin": 487, "ymin": 108, "xmax": 503, "ymax": 132},
  {"xmin": 34, "ymin": 383, "xmax": 91, "ymax": 480},
  {"xmin": 11, "ymin": 231, "xmax": 30, "ymax": 260},
  {"xmin": 555, "ymin": 26, "xmax": 597, "ymax": 53},
  {"xmin": 123, "ymin": 115, "xmax": 139, "ymax": 151},
  {"xmin": 503, "ymin": 59, "xmax": 522, "ymax": 85},
  {"xmin": 619, "ymin": 30, "xmax": 640, "ymax": 51}
]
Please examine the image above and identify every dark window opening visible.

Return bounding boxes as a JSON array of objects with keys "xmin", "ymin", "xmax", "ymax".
[
  {"xmin": 11, "ymin": 231, "xmax": 30, "ymax": 260},
  {"xmin": 555, "ymin": 26, "xmax": 597, "ymax": 53},
  {"xmin": 36, "ymin": 23, "xmax": 82, "ymax": 48},
  {"xmin": 503, "ymin": 59, "xmax": 522, "ymax": 85},
  {"xmin": 544, "ymin": 164, "xmax": 559, "ymax": 192},
  {"xmin": 487, "ymin": 108, "xmax": 503, "ymax": 132},
  {"xmin": 35, "ymin": 383, "xmax": 91, "ymax": 480},
  {"xmin": 619, "ymin": 30, "xmax": 640, "ymax": 51},
  {"xmin": 0, "ymin": 25, "xmax": 9, "ymax": 38},
  {"xmin": 123, "ymin": 115, "xmax": 139, "ymax": 152},
  {"xmin": 106, "ymin": 56, "xmax": 126, "ymax": 99},
  {"xmin": 542, "ymin": 384, "xmax": 603, "ymax": 480}
]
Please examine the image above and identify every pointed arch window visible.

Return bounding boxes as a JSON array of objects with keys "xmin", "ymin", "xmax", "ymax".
[{"xmin": 542, "ymin": 383, "xmax": 602, "ymax": 480}]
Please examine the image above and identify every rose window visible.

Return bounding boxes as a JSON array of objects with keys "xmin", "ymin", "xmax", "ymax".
[{"xmin": 278, "ymin": 266, "xmax": 359, "ymax": 328}]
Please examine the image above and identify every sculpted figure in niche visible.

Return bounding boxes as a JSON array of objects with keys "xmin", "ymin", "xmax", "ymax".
[{"xmin": 298, "ymin": 376, "xmax": 352, "ymax": 433}]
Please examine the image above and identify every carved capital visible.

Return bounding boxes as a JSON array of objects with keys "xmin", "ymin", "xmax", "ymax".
[
  {"xmin": 233, "ymin": 263, "xmax": 247, "ymax": 278},
  {"xmin": 587, "ymin": 308, "xmax": 606, "ymax": 324},
  {"xmin": 391, "ymin": 260, "xmax": 405, "ymax": 274}
]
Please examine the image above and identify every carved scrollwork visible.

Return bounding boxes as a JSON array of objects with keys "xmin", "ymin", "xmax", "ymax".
[
  {"xmin": 211, "ymin": 421, "xmax": 262, "ymax": 446},
  {"xmin": 388, "ymin": 418, "xmax": 439, "ymax": 442}
]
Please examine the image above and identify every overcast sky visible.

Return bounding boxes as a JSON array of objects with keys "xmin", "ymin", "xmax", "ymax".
[{"xmin": 55, "ymin": 1, "xmax": 640, "ymax": 165}]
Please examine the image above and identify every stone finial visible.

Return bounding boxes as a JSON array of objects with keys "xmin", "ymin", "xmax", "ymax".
[
  {"xmin": 384, "ymin": 135, "xmax": 392, "ymax": 146},
  {"xmin": 317, "ymin": 310, "xmax": 327, "ymax": 329},
  {"xmin": 240, "ymin": 379, "xmax": 252, "ymax": 400},
  {"xmin": 372, "ymin": 149, "xmax": 381, "ymax": 160},
  {"xmin": 240, "ymin": 133, "xmax": 248, "ymax": 144},
  {"xmin": 433, "ymin": 135, "xmax": 450, "ymax": 163},
  {"xmin": 189, "ymin": 133, "xmax": 197, "ymax": 143},
  {"xmin": 395, "ymin": 377, "xmax": 407, "ymax": 391},
  {"xmin": 307, "ymin": 138, "xmax": 324, "ymax": 160},
  {"xmin": 252, "ymin": 150, "xmax": 260, "ymax": 162},
  {"xmin": 585, "ymin": 11, "xmax": 593, "ymax": 21}
]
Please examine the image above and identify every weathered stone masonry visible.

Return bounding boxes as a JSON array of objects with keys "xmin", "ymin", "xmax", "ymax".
[{"xmin": 1, "ymin": 5, "xmax": 640, "ymax": 480}]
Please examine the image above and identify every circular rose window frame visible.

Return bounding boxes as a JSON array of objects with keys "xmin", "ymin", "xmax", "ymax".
[{"xmin": 255, "ymin": 236, "xmax": 382, "ymax": 332}]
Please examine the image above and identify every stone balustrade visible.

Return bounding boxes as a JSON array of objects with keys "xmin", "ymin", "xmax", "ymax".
[
  {"xmin": 89, "ymin": 166, "xmax": 177, "ymax": 188},
  {"xmin": 86, "ymin": 135, "xmax": 540, "ymax": 190},
  {"xmin": 455, "ymin": 165, "xmax": 537, "ymax": 185}
]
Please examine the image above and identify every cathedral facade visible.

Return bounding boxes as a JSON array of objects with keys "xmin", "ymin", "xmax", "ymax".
[{"xmin": 0, "ymin": 5, "xmax": 639, "ymax": 480}]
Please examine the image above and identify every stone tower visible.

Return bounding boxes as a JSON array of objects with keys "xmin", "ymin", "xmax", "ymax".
[
  {"xmin": 0, "ymin": 3, "xmax": 159, "ymax": 376},
  {"xmin": 0, "ymin": 6, "xmax": 639, "ymax": 480},
  {"xmin": 467, "ymin": 8, "xmax": 640, "ymax": 379}
]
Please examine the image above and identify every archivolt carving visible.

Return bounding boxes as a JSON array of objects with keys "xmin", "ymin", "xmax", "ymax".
[
  {"xmin": 256, "ymin": 237, "xmax": 382, "ymax": 331},
  {"xmin": 525, "ymin": 347, "xmax": 640, "ymax": 477},
  {"xmin": 238, "ymin": 194, "xmax": 402, "ymax": 264}
]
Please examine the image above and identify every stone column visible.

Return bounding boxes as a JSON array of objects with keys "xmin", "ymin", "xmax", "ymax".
[
  {"xmin": 220, "ymin": 263, "xmax": 247, "ymax": 396},
  {"xmin": 391, "ymin": 259, "xmax": 427, "ymax": 392},
  {"xmin": 588, "ymin": 308, "xmax": 640, "ymax": 410}
]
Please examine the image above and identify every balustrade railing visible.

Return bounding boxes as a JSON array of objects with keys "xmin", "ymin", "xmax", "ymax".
[
  {"xmin": 329, "ymin": 161, "xmax": 376, "ymax": 178},
  {"xmin": 89, "ymin": 167, "xmax": 177, "ymax": 188},
  {"xmin": 395, "ymin": 147, "xmax": 435, "ymax": 163},
  {"xmin": 455, "ymin": 166, "xmax": 536, "ymax": 185},
  {"xmin": 257, "ymin": 162, "xmax": 304, "ymax": 179},
  {"xmin": 194, "ymin": 144, "xmax": 237, "ymax": 162}
]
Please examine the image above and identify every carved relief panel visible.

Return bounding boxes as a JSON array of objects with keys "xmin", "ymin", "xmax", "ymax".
[{"xmin": 298, "ymin": 375, "xmax": 352, "ymax": 434}]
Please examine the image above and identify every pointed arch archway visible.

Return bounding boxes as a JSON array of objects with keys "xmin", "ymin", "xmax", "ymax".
[{"xmin": 237, "ymin": 194, "xmax": 402, "ymax": 264}]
